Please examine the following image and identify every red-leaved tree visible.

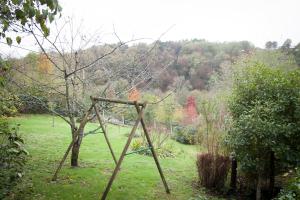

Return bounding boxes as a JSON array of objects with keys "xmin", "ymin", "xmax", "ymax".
[{"xmin": 183, "ymin": 96, "xmax": 198, "ymax": 124}]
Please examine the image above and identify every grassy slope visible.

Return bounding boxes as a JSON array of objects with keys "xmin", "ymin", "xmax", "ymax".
[{"xmin": 10, "ymin": 115, "xmax": 221, "ymax": 200}]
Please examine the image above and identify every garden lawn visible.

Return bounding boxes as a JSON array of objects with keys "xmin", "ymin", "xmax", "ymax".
[{"xmin": 9, "ymin": 114, "xmax": 222, "ymax": 200}]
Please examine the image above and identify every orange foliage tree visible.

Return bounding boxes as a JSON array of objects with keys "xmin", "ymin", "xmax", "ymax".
[
  {"xmin": 128, "ymin": 87, "xmax": 140, "ymax": 101},
  {"xmin": 37, "ymin": 54, "xmax": 53, "ymax": 74}
]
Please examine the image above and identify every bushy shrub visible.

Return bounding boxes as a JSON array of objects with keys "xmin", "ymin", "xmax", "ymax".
[
  {"xmin": 151, "ymin": 144, "xmax": 176, "ymax": 158},
  {"xmin": 130, "ymin": 138, "xmax": 176, "ymax": 158},
  {"xmin": 131, "ymin": 139, "xmax": 143, "ymax": 151},
  {"xmin": 196, "ymin": 153, "xmax": 230, "ymax": 190},
  {"xmin": 0, "ymin": 90, "xmax": 21, "ymax": 117},
  {"xmin": 226, "ymin": 64, "xmax": 300, "ymax": 199},
  {"xmin": 276, "ymin": 169, "xmax": 300, "ymax": 200},
  {"xmin": 18, "ymin": 94, "xmax": 49, "ymax": 114},
  {"xmin": 0, "ymin": 119, "xmax": 28, "ymax": 199},
  {"xmin": 173, "ymin": 125, "xmax": 196, "ymax": 144}
]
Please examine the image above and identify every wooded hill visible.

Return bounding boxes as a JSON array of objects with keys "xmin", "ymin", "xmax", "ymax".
[{"xmin": 14, "ymin": 39, "xmax": 254, "ymax": 95}]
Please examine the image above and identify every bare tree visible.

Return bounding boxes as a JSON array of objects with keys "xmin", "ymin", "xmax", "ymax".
[{"xmin": 6, "ymin": 17, "xmax": 174, "ymax": 167}]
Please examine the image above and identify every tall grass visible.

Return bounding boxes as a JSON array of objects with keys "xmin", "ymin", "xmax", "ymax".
[{"xmin": 196, "ymin": 153, "xmax": 230, "ymax": 189}]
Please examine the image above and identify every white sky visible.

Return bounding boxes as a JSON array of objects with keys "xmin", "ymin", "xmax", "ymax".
[{"xmin": 1, "ymin": 0, "xmax": 300, "ymax": 57}]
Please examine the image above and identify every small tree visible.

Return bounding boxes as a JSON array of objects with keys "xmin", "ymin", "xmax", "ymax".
[
  {"xmin": 226, "ymin": 64, "xmax": 300, "ymax": 199},
  {"xmin": 128, "ymin": 87, "xmax": 140, "ymax": 101},
  {"xmin": 183, "ymin": 95, "xmax": 198, "ymax": 124},
  {"xmin": 196, "ymin": 92, "xmax": 230, "ymax": 190}
]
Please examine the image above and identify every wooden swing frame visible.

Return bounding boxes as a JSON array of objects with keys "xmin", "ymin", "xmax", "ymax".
[{"xmin": 51, "ymin": 96, "xmax": 170, "ymax": 200}]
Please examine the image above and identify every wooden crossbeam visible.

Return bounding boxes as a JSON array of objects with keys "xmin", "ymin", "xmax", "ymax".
[{"xmin": 91, "ymin": 96, "xmax": 144, "ymax": 106}]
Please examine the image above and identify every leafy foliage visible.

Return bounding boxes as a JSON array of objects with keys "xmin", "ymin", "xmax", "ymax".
[
  {"xmin": 0, "ymin": 58, "xmax": 22, "ymax": 117},
  {"xmin": 37, "ymin": 54, "xmax": 53, "ymax": 74},
  {"xmin": 173, "ymin": 125, "xmax": 197, "ymax": 144},
  {"xmin": 128, "ymin": 87, "xmax": 140, "ymax": 101},
  {"xmin": 198, "ymin": 95, "xmax": 228, "ymax": 155},
  {"xmin": 226, "ymin": 64, "xmax": 300, "ymax": 174},
  {"xmin": 265, "ymin": 41, "xmax": 278, "ymax": 49},
  {"xmin": 130, "ymin": 138, "xmax": 175, "ymax": 158},
  {"xmin": 0, "ymin": 119, "xmax": 28, "ymax": 199},
  {"xmin": 77, "ymin": 40, "xmax": 254, "ymax": 92},
  {"xmin": 154, "ymin": 94, "xmax": 182, "ymax": 124},
  {"xmin": 292, "ymin": 43, "xmax": 300, "ymax": 67},
  {"xmin": 276, "ymin": 169, "xmax": 300, "ymax": 200},
  {"xmin": 183, "ymin": 96, "xmax": 198, "ymax": 124},
  {"xmin": 0, "ymin": 89, "xmax": 21, "ymax": 116},
  {"xmin": 0, "ymin": 0, "xmax": 62, "ymax": 44},
  {"xmin": 18, "ymin": 94, "xmax": 49, "ymax": 114},
  {"xmin": 0, "ymin": 57, "xmax": 11, "ymax": 86}
]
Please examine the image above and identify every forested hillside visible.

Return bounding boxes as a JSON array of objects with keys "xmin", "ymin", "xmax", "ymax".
[{"xmin": 13, "ymin": 39, "xmax": 254, "ymax": 92}]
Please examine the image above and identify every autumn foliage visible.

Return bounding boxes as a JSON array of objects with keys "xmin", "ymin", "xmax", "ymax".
[
  {"xmin": 183, "ymin": 96, "xmax": 198, "ymax": 124},
  {"xmin": 128, "ymin": 87, "xmax": 140, "ymax": 101},
  {"xmin": 37, "ymin": 54, "xmax": 53, "ymax": 74}
]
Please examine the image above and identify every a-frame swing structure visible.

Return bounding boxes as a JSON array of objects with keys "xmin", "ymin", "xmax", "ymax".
[{"xmin": 51, "ymin": 96, "xmax": 170, "ymax": 200}]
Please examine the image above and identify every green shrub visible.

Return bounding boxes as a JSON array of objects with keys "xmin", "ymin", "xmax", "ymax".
[
  {"xmin": 226, "ymin": 64, "xmax": 300, "ymax": 198},
  {"xmin": 276, "ymin": 169, "xmax": 300, "ymax": 200},
  {"xmin": 18, "ymin": 94, "xmax": 49, "ymax": 114},
  {"xmin": 0, "ymin": 119, "xmax": 28, "ymax": 199},
  {"xmin": 130, "ymin": 138, "xmax": 176, "ymax": 158},
  {"xmin": 226, "ymin": 65, "xmax": 300, "ymax": 171},
  {"xmin": 131, "ymin": 139, "xmax": 144, "ymax": 151},
  {"xmin": 0, "ymin": 90, "xmax": 21, "ymax": 117},
  {"xmin": 150, "ymin": 143, "xmax": 176, "ymax": 158},
  {"xmin": 173, "ymin": 125, "xmax": 196, "ymax": 144}
]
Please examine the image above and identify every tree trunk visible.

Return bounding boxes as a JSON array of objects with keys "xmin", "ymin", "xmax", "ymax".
[
  {"xmin": 256, "ymin": 173, "xmax": 263, "ymax": 200},
  {"xmin": 269, "ymin": 151, "xmax": 275, "ymax": 199},
  {"xmin": 71, "ymin": 139, "xmax": 80, "ymax": 166},
  {"xmin": 70, "ymin": 129, "xmax": 84, "ymax": 167},
  {"xmin": 230, "ymin": 157, "xmax": 237, "ymax": 193}
]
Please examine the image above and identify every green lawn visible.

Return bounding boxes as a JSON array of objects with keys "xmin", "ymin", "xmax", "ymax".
[{"xmin": 9, "ymin": 115, "xmax": 221, "ymax": 200}]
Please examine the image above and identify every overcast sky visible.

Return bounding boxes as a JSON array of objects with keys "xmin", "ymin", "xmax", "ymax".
[
  {"xmin": 60, "ymin": 0, "xmax": 300, "ymax": 45},
  {"xmin": 1, "ymin": 0, "xmax": 300, "ymax": 57}
]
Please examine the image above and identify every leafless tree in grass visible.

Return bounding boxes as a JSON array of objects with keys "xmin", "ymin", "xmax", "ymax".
[{"xmin": 6, "ymin": 17, "xmax": 175, "ymax": 167}]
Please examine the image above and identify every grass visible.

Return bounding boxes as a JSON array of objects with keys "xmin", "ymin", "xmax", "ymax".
[{"xmin": 8, "ymin": 114, "xmax": 223, "ymax": 200}]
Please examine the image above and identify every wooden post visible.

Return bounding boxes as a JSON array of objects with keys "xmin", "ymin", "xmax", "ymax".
[
  {"xmin": 100, "ymin": 102, "xmax": 145, "ymax": 200},
  {"xmin": 135, "ymin": 104, "xmax": 170, "ymax": 194},
  {"xmin": 93, "ymin": 104, "xmax": 118, "ymax": 165}
]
